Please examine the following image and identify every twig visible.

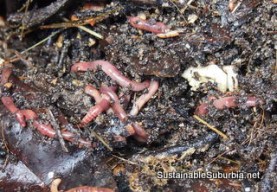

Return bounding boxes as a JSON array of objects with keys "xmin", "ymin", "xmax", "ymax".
[
  {"xmin": 112, "ymin": 154, "xmax": 138, "ymax": 165},
  {"xmin": 62, "ymin": 18, "xmax": 103, "ymax": 39},
  {"xmin": 6, "ymin": 30, "xmax": 61, "ymax": 64},
  {"xmin": 231, "ymin": 0, "xmax": 242, "ymax": 13},
  {"xmin": 20, "ymin": 0, "xmax": 32, "ymax": 39},
  {"xmin": 17, "ymin": 0, "xmax": 34, "ymax": 13},
  {"xmin": 193, "ymin": 115, "xmax": 228, "ymax": 140},
  {"xmin": 91, "ymin": 130, "xmax": 113, "ymax": 151},
  {"xmin": 274, "ymin": 49, "xmax": 277, "ymax": 74},
  {"xmin": 21, "ymin": 30, "xmax": 61, "ymax": 55},
  {"xmin": 77, "ymin": 25, "xmax": 104, "ymax": 39},
  {"xmin": 1, "ymin": 123, "xmax": 10, "ymax": 170},
  {"xmin": 47, "ymin": 108, "xmax": 68, "ymax": 152}
]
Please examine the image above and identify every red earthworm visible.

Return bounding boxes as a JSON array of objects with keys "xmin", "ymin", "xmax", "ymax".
[
  {"xmin": 131, "ymin": 123, "xmax": 148, "ymax": 142},
  {"xmin": 245, "ymin": 96, "xmax": 264, "ymax": 107},
  {"xmin": 65, "ymin": 186, "xmax": 114, "ymax": 192},
  {"xmin": 128, "ymin": 16, "xmax": 168, "ymax": 34},
  {"xmin": 33, "ymin": 120, "xmax": 56, "ymax": 138},
  {"xmin": 75, "ymin": 138, "xmax": 92, "ymax": 148},
  {"xmin": 1, "ymin": 96, "xmax": 40, "ymax": 127},
  {"xmin": 125, "ymin": 124, "xmax": 136, "ymax": 136},
  {"xmin": 16, "ymin": 109, "xmax": 38, "ymax": 127},
  {"xmin": 80, "ymin": 95, "xmax": 110, "ymax": 126},
  {"xmin": 156, "ymin": 30, "xmax": 180, "ymax": 38},
  {"xmin": 100, "ymin": 85, "xmax": 128, "ymax": 122},
  {"xmin": 71, "ymin": 60, "xmax": 150, "ymax": 91},
  {"xmin": 85, "ymin": 84, "xmax": 115, "ymax": 114},
  {"xmin": 1, "ymin": 67, "xmax": 12, "ymax": 85},
  {"xmin": 15, "ymin": 111, "xmax": 26, "ymax": 127},
  {"xmin": 212, "ymin": 96, "xmax": 237, "ymax": 110},
  {"xmin": 85, "ymin": 84, "xmax": 102, "ymax": 103},
  {"xmin": 34, "ymin": 121, "xmax": 55, "ymax": 138},
  {"xmin": 1, "ymin": 96, "xmax": 19, "ymax": 113},
  {"xmin": 33, "ymin": 121, "xmax": 92, "ymax": 147},
  {"xmin": 195, "ymin": 95, "xmax": 264, "ymax": 115},
  {"xmin": 1, "ymin": 96, "xmax": 26, "ymax": 127},
  {"xmin": 20, "ymin": 109, "xmax": 38, "ymax": 120},
  {"xmin": 130, "ymin": 80, "xmax": 159, "ymax": 116},
  {"xmin": 195, "ymin": 103, "xmax": 209, "ymax": 116},
  {"xmin": 61, "ymin": 130, "xmax": 92, "ymax": 147}
]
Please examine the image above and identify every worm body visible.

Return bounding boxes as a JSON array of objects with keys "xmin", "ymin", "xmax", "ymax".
[
  {"xmin": 15, "ymin": 111, "xmax": 26, "ymax": 127},
  {"xmin": 33, "ymin": 120, "xmax": 56, "ymax": 138},
  {"xmin": 65, "ymin": 186, "xmax": 114, "ymax": 192},
  {"xmin": 130, "ymin": 80, "xmax": 159, "ymax": 116},
  {"xmin": 1, "ymin": 96, "xmax": 26, "ymax": 127},
  {"xmin": 81, "ymin": 96, "xmax": 110, "ymax": 125},
  {"xmin": 128, "ymin": 16, "xmax": 168, "ymax": 34},
  {"xmin": 195, "ymin": 103, "xmax": 209, "ymax": 116},
  {"xmin": 85, "ymin": 84, "xmax": 102, "ymax": 103},
  {"xmin": 100, "ymin": 85, "xmax": 128, "ymax": 122},
  {"xmin": 33, "ymin": 120, "xmax": 92, "ymax": 147},
  {"xmin": 131, "ymin": 123, "xmax": 148, "ymax": 142},
  {"xmin": 1, "ymin": 96, "xmax": 19, "ymax": 113},
  {"xmin": 21, "ymin": 109, "xmax": 38, "ymax": 120},
  {"xmin": 245, "ymin": 96, "xmax": 264, "ymax": 107},
  {"xmin": 1, "ymin": 67, "xmax": 12, "ymax": 85},
  {"xmin": 71, "ymin": 60, "xmax": 150, "ymax": 91},
  {"xmin": 212, "ymin": 96, "xmax": 237, "ymax": 110},
  {"xmin": 195, "ymin": 95, "xmax": 264, "ymax": 115}
]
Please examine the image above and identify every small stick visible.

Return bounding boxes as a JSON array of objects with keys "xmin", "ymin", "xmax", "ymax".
[
  {"xmin": 47, "ymin": 108, "xmax": 68, "ymax": 152},
  {"xmin": 193, "ymin": 115, "xmax": 228, "ymax": 140},
  {"xmin": 91, "ymin": 130, "xmax": 113, "ymax": 151},
  {"xmin": 111, "ymin": 154, "xmax": 138, "ymax": 165}
]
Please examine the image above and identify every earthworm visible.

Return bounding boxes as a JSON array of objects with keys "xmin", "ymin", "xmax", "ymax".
[
  {"xmin": 61, "ymin": 130, "xmax": 92, "ymax": 147},
  {"xmin": 245, "ymin": 96, "xmax": 264, "ymax": 107},
  {"xmin": 1, "ymin": 96, "xmax": 19, "ymax": 113},
  {"xmin": 128, "ymin": 16, "xmax": 168, "ymax": 34},
  {"xmin": 15, "ymin": 111, "xmax": 26, "ymax": 127},
  {"xmin": 33, "ymin": 120, "xmax": 56, "ymax": 138},
  {"xmin": 33, "ymin": 120, "xmax": 92, "ymax": 147},
  {"xmin": 65, "ymin": 186, "xmax": 114, "ymax": 192},
  {"xmin": 2, "ymin": 96, "xmax": 40, "ymax": 127},
  {"xmin": 130, "ymin": 80, "xmax": 159, "ymax": 116},
  {"xmin": 131, "ymin": 123, "xmax": 148, "ymax": 142},
  {"xmin": 195, "ymin": 96, "xmax": 264, "ymax": 115},
  {"xmin": 21, "ymin": 109, "xmax": 38, "ymax": 120},
  {"xmin": 195, "ymin": 103, "xmax": 209, "ymax": 116},
  {"xmin": 212, "ymin": 96, "xmax": 237, "ymax": 110},
  {"xmin": 156, "ymin": 30, "xmax": 180, "ymax": 38},
  {"xmin": 1, "ymin": 67, "xmax": 12, "ymax": 85},
  {"xmin": 85, "ymin": 84, "xmax": 102, "ymax": 103},
  {"xmin": 80, "ymin": 95, "xmax": 110, "ymax": 126},
  {"xmin": 100, "ymin": 85, "xmax": 128, "ymax": 122},
  {"xmin": 85, "ymin": 84, "xmax": 114, "ymax": 114},
  {"xmin": 71, "ymin": 60, "xmax": 150, "ymax": 91},
  {"xmin": 1, "ymin": 96, "xmax": 26, "ymax": 127},
  {"xmin": 125, "ymin": 124, "xmax": 136, "ymax": 136}
]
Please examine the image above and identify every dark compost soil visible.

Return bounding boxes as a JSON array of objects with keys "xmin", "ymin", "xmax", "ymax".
[{"xmin": 0, "ymin": 0, "xmax": 276, "ymax": 191}]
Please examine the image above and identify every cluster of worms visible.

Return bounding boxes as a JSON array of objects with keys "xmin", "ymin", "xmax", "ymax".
[
  {"xmin": 1, "ymin": 94, "xmax": 92, "ymax": 147},
  {"xmin": 71, "ymin": 60, "xmax": 159, "ymax": 142},
  {"xmin": 195, "ymin": 95, "xmax": 264, "ymax": 116},
  {"xmin": 0, "ymin": 60, "xmax": 159, "ymax": 147}
]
